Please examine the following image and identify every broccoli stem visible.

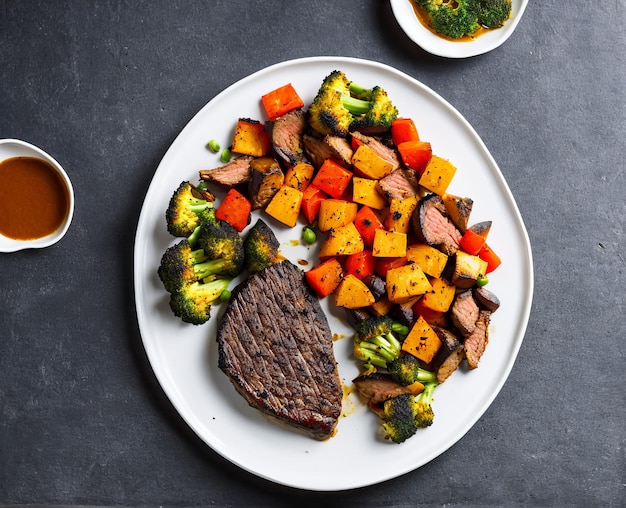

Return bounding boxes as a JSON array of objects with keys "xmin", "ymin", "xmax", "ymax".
[
  {"xmin": 190, "ymin": 248, "xmax": 208, "ymax": 264},
  {"xmin": 193, "ymin": 257, "xmax": 229, "ymax": 279},
  {"xmin": 348, "ymin": 81, "xmax": 373, "ymax": 101},
  {"xmin": 187, "ymin": 225, "xmax": 201, "ymax": 247},
  {"xmin": 419, "ymin": 382, "xmax": 436, "ymax": 404},
  {"xmin": 342, "ymin": 94, "xmax": 371, "ymax": 116}
]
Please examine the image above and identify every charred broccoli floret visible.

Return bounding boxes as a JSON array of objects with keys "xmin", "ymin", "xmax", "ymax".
[
  {"xmin": 417, "ymin": 0, "xmax": 480, "ymax": 39},
  {"xmin": 387, "ymin": 354, "xmax": 437, "ymax": 386},
  {"xmin": 244, "ymin": 219, "xmax": 280, "ymax": 273},
  {"xmin": 169, "ymin": 277, "xmax": 231, "ymax": 325},
  {"xmin": 195, "ymin": 208, "xmax": 245, "ymax": 278},
  {"xmin": 165, "ymin": 181, "xmax": 213, "ymax": 237},
  {"xmin": 353, "ymin": 315, "xmax": 403, "ymax": 370},
  {"xmin": 307, "ymin": 70, "xmax": 398, "ymax": 137},
  {"xmin": 381, "ymin": 383, "xmax": 437, "ymax": 443},
  {"xmin": 157, "ymin": 239, "xmax": 208, "ymax": 293},
  {"xmin": 476, "ymin": 0, "xmax": 511, "ymax": 28}
]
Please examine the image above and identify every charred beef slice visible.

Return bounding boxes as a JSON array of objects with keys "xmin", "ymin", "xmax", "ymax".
[
  {"xmin": 199, "ymin": 155, "xmax": 254, "ymax": 187},
  {"xmin": 412, "ymin": 193, "xmax": 462, "ymax": 256},
  {"xmin": 270, "ymin": 109, "xmax": 306, "ymax": 166},
  {"xmin": 216, "ymin": 260, "xmax": 343, "ymax": 440}
]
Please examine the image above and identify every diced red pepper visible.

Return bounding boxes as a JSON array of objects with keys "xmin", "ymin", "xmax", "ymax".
[
  {"xmin": 305, "ymin": 257, "xmax": 343, "ymax": 298},
  {"xmin": 478, "ymin": 243, "xmax": 502, "ymax": 273},
  {"xmin": 311, "ymin": 159, "xmax": 353, "ymax": 199},
  {"xmin": 397, "ymin": 140, "xmax": 432, "ymax": 174},
  {"xmin": 261, "ymin": 83, "xmax": 305, "ymax": 121},
  {"xmin": 215, "ymin": 188, "xmax": 251, "ymax": 232},
  {"xmin": 353, "ymin": 205, "xmax": 385, "ymax": 247},
  {"xmin": 344, "ymin": 250, "xmax": 375, "ymax": 280},
  {"xmin": 374, "ymin": 256, "xmax": 408, "ymax": 278},
  {"xmin": 391, "ymin": 118, "xmax": 419, "ymax": 146},
  {"xmin": 300, "ymin": 185, "xmax": 327, "ymax": 224},
  {"xmin": 459, "ymin": 228, "xmax": 487, "ymax": 255}
]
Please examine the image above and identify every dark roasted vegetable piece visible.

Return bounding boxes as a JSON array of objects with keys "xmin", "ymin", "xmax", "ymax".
[
  {"xmin": 195, "ymin": 207, "xmax": 245, "ymax": 278},
  {"xmin": 431, "ymin": 327, "xmax": 465, "ymax": 383},
  {"xmin": 248, "ymin": 157, "xmax": 284, "ymax": 210},
  {"xmin": 473, "ymin": 286, "xmax": 501, "ymax": 312},
  {"xmin": 381, "ymin": 382, "xmax": 436, "ymax": 443},
  {"xmin": 243, "ymin": 219, "xmax": 280, "ymax": 273}
]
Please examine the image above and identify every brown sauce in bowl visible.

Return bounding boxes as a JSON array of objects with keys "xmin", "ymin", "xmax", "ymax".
[{"xmin": 0, "ymin": 156, "xmax": 70, "ymax": 240}]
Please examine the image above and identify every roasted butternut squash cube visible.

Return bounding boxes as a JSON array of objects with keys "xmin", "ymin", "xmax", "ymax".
[
  {"xmin": 352, "ymin": 177, "xmax": 388, "ymax": 210},
  {"xmin": 333, "ymin": 274, "xmax": 375, "ymax": 309},
  {"xmin": 385, "ymin": 196, "xmax": 418, "ymax": 234},
  {"xmin": 372, "ymin": 229, "xmax": 407, "ymax": 258},
  {"xmin": 264, "ymin": 185, "xmax": 303, "ymax": 227},
  {"xmin": 442, "ymin": 193, "xmax": 473, "ymax": 233},
  {"xmin": 319, "ymin": 222, "xmax": 364, "ymax": 258},
  {"xmin": 402, "ymin": 315, "xmax": 443, "ymax": 364},
  {"xmin": 451, "ymin": 251, "xmax": 489, "ymax": 289},
  {"xmin": 419, "ymin": 155, "xmax": 456, "ymax": 196},
  {"xmin": 420, "ymin": 277, "xmax": 456, "ymax": 313},
  {"xmin": 369, "ymin": 296, "xmax": 395, "ymax": 316},
  {"xmin": 317, "ymin": 199, "xmax": 358, "ymax": 232},
  {"xmin": 284, "ymin": 162, "xmax": 314, "ymax": 191},
  {"xmin": 386, "ymin": 263, "xmax": 432, "ymax": 303},
  {"xmin": 351, "ymin": 144, "xmax": 395, "ymax": 180},
  {"xmin": 406, "ymin": 244, "xmax": 449, "ymax": 278},
  {"xmin": 231, "ymin": 118, "xmax": 272, "ymax": 157}
]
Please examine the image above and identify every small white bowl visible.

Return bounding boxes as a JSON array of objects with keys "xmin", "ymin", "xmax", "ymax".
[
  {"xmin": 390, "ymin": 0, "xmax": 529, "ymax": 59},
  {"xmin": 0, "ymin": 139, "xmax": 75, "ymax": 252}
]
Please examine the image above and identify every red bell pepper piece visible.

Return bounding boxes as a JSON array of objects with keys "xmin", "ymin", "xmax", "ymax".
[
  {"xmin": 305, "ymin": 257, "xmax": 343, "ymax": 298},
  {"xmin": 353, "ymin": 205, "xmax": 385, "ymax": 247},
  {"xmin": 261, "ymin": 83, "xmax": 305, "ymax": 121},
  {"xmin": 344, "ymin": 250, "xmax": 375, "ymax": 280},
  {"xmin": 215, "ymin": 188, "xmax": 251, "ymax": 232},
  {"xmin": 391, "ymin": 118, "xmax": 419, "ymax": 145},
  {"xmin": 397, "ymin": 140, "xmax": 432, "ymax": 174}
]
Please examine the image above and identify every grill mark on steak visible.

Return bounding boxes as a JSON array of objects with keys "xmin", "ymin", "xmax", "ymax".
[{"xmin": 216, "ymin": 260, "xmax": 343, "ymax": 440}]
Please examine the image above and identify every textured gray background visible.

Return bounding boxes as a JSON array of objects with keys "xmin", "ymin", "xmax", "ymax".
[{"xmin": 1, "ymin": 1, "xmax": 624, "ymax": 506}]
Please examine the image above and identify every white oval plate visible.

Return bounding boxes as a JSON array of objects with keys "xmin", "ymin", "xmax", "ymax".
[
  {"xmin": 390, "ymin": 0, "xmax": 529, "ymax": 58},
  {"xmin": 134, "ymin": 56, "xmax": 533, "ymax": 491}
]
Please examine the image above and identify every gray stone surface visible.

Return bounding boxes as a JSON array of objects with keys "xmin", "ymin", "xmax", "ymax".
[{"xmin": 0, "ymin": 1, "xmax": 624, "ymax": 506}]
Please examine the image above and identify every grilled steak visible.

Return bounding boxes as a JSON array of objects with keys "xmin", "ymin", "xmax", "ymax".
[
  {"xmin": 199, "ymin": 155, "xmax": 254, "ymax": 187},
  {"xmin": 412, "ymin": 193, "xmax": 462, "ymax": 256},
  {"xmin": 270, "ymin": 109, "xmax": 306, "ymax": 166},
  {"xmin": 216, "ymin": 260, "xmax": 343, "ymax": 440},
  {"xmin": 464, "ymin": 310, "xmax": 491, "ymax": 369}
]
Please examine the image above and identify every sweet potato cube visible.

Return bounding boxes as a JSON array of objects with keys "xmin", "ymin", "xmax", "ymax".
[
  {"xmin": 386, "ymin": 263, "xmax": 432, "ymax": 303},
  {"xmin": 319, "ymin": 222, "xmax": 364, "ymax": 258},
  {"xmin": 402, "ymin": 316, "xmax": 443, "ymax": 364},
  {"xmin": 372, "ymin": 229, "xmax": 407, "ymax": 258},
  {"xmin": 420, "ymin": 277, "xmax": 456, "ymax": 313},
  {"xmin": 333, "ymin": 274, "xmax": 375, "ymax": 309},
  {"xmin": 452, "ymin": 251, "xmax": 489, "ymax": 289},
  {"xmin": 351, "ymin": 144, "xmax": 395, "ymax": 180},
  {"xmin": 406, "ymin": 244, "xmax": 449, "ymax": 278},
  {"xmin": 317, "ymin": 199, "xmax": 358, "ymax": 232},
  {"xmin": 419, "ymin": 155, "xmax": 456, "ymax": 196},
  {"xmin": 385, "ymin": 196, "xmax": 418, "ymax": 234},
  {"xmin": 352, "ymin": 177, "xmax": 387, "ymax": 210},
  {"xmin": 264, "ymin": 185, "xmax": 303, "ymax": 227},
  {"xmin": 284, "ymin": 162, "xmax": 314, "ymax": 191},
  {"xmin": 231, "ymin": 118, "xmax": 272, "ymax": 157}
]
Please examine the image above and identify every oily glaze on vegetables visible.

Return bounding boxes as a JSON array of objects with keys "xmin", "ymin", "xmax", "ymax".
[{"xmin": 158, "ymin": 71, "xmax": 504, "ymax": 444}]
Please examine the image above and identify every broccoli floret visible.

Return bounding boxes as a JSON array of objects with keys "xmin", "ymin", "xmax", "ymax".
[
  {"xmin": 353, "ymin": 315, "xmax": 403, "ymax": 370},
  {"xmin": 195, "ymin": 208, "xmax": 245, "ymax": 278},
  {"xmin": 244, "ymin": 219, "xmax": 280, "ymax": 273},
  {"xmin": 418, "ymin": 0, "xmax": 480, "ymax": 39},
  {"xmin": 476, "ymin": 0, "xmax": 511, "ymax": 28},
  {"xmin": 387, "ymin": 354, "xmax": 437, "ymax": 386},
  {"xmin": 157, "ymin": 239, "xmax": 208, "ymax": 293},
  {"xmin": 413, "ymin": 382, "xmax": 436, "ymax": 429},
  {"xmin": 381, "ymin": 394, "xmax": 420, "ymax": 444},
  {"xmin": 169, "ymin": 277, "xmax": 231, "ymax": 325},
  {"xmin": 307, "ymin": 70, "xmax": 398, "ymax": 137},
  {"xmin": 165, "ymin": 181, "xmax": 213, "ymax": 237},
  {"xmin": 381, "ymin": 383, "xmax": 437, "ymax": 443}
]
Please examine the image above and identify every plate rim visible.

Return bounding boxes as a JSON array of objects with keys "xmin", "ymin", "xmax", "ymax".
[{"xmin": 133, "ymin": 55, "xmax": 534, "ymax": 491}]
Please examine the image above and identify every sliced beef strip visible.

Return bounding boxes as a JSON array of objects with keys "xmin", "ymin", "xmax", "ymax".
[
  {"xmin": 464, "ymin": 310, "xmax": 491, "ymax": 369},
  {"xmin": 216, "ymin": 260, "xmax": 343, "ymax": 440},
  {"xmin": 350, "ymin": 131, "xmax": 401, "ymax": 171},
  {"xmin": 377, "ymin": 168, "xmax": 420, "ymax": 200},
  {"xmin": 353, "ymin": 371, "xmax": 422, "ymax": 406},
  {"xmin": 450, "ymin": 289, "xmax": 480, "ymax": 336},
  {"xmin": 199, "ymin": 155, "xmax": 254, "ymax": 187},
  {"xmin": 270, "ymin": 109, "xmax": 306, "ymax": 166},
  {"xmin": 302, "ymin": 134, "xmax": 353, "ymax": 168},
  {"xmin": 412, "ymin": 193, "xmax": 462, "ymax": 256}
]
